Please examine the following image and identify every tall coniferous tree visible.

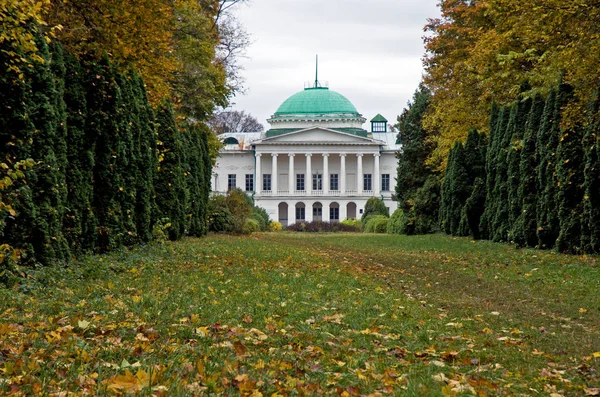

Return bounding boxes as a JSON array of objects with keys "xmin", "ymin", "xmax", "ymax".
[
  {"xmin": 116, "ymin": 73, "xmax": 140, "ymax": 245},
  {"xmin": 581, "ymin": 91, "xmax": 600, "ymax": 253},
  {"xmin": 395, "ymin": 84, "xmax": 433, "ymax": 208},
  {"xmin": 87, "ymin": 56, "xmax": 125, "ymax": 251},
  {"xmin": 131, "ymin": 73, "xmax": 157, "ymax": 242},
  {"xmin": 513, "ymin": 94, "xmax": 545, "ymax": 247},
  {"xmin": 63, "ymin": 53, "xmax": 96, "ymax": 251},
  {"xmin": 27, "ymin": 32, "xmax": 70, "ymax": 265},
  {"xmin": 490, "ymin": 105, "xmax": 513, "ymax": 242},
  {"xmin": 555, "ymin": 84, "xmax": 585, "ymax": 253},
  {"xmin": 536, "ymin": 89, "xmax": 560, "ymax": 248},
  {"xmin": 154, "ymin": 100, "xmax": 186, "ymax": 241},
  {"xmin": 480, "ymin": 106, "xmax": 507, "ymax": 239},
  {"xmin": 458, "ymin": 129, "xmax": 487, "ymax": 237},
  {"xmin": 506, "ymin": 98, "xmax": 532, "ymax": 241},
  {"xmin": 439, "ymin": 146, "xmax": 455, "ymax": 234}
]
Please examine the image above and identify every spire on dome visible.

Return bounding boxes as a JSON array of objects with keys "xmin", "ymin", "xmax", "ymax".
[{"xmin": 314, "ymin": 54, "xmax": 321, "ymax": 88}]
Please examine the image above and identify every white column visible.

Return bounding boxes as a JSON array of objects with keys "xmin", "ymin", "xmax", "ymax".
[
  {"xmin": 255, "ymin": 153, "xmax": 262, "ymax": 194},
  {"xmin": 357, "ymin": 154, "xmax": 363, "ymax": 194},
  {"xmin": 340, "ymin": 202, "xmax": 347, "ymax": 221},
  {"xmin": 271, "ymin": 153, "xmax": 278, "ymax": 193},
  {"xmin": 340, "ymin": 154, "xmax": 346, "ymax": 194},
  {"xmin": 374, "ymin": 153, "xmax": 380, "ymax": 195},
  {"xmin": 288, "ymin": 203, "xmax": 296, "ymax": 225},
  {"xmin": 288, "ymin": 153, "xmax": 295, "ymax": 194},
  {"xmin": 306, "ymin": 153, "xmax": 312, "ymax": 193},
  {"xmin": 306, "ymin": 203, "xmax": 313, "ymax": 222},
  {"xmin": 323, "ymin": 154, "xmax": 329, "ymax": 195}
]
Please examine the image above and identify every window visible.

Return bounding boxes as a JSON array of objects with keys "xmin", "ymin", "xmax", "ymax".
[
  {"xmin": 296, "ymin": 174, "xmax": 305, "ymax": 191},
  {"xmin": 330, "ymin": 174, "xmax": 339, "ymax": 191},
  {"xmin": 262, "ymin": 174, "xmax": 272, "ymax": 191},
  {"xmin": 245, "ymin": 174, "xmax": 254, "ymax": 192},
  {"xmin": 363, "ymin": 173, "xmax": 372, "ymax": 191},
  {"xmin": 296, "ymin": 207, "xmax": 305, "ymax": 220},
  {"xmin": 312, "ymin": 173, "xmax": 322, "ymax": 190},
  {"xmin": 228, "ymin": 174, "xmax": 236, "ymax": 190},
  {"xmin": 372, "ymin": 122, "xmax": 386, "ymax": 132},
  {"xmin": 313, "ymin": 206, "xmax": 322, "ymax": 217},
  {"xmin": 381, "ymin": 174, "xmax": 390, "ymax": 192},
  {"xmin": 330, "ymin": 207, "xmax": 339, "ymax": 221}
]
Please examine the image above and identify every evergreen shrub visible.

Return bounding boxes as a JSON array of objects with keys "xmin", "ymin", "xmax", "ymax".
[
  {"xmin": 364, "ymin": 215, "xmax": 389, "ymax": 233},
  {"xmin": 387, "ymin": 208, "xmax": 408, "ymax": 235},
  {"xmin": 361, "ymin": 197, "xmax": 389, "ymax": 223},
  {"xmin": 242, "ymin": 218, "xmax": 260, "ymax": 234}
]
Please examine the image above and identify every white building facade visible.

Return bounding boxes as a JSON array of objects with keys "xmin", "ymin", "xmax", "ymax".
[{"xmin": 211, "ymin": 82, "xmax": 400, "ymax": 225}]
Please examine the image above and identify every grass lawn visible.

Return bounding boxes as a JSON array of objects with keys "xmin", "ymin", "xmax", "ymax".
[{"xmin": 0, "ymin": 232, "xmax": 598, "ymax": 396}]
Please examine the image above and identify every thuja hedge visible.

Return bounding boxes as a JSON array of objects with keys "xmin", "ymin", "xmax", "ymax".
[
  {"xmin": 441, "ymin": 84, "xmax": 600, "ymax": 254},
  {"xmin": 0, "ymin": 32, "xmax": 212, "ymax": 274}
]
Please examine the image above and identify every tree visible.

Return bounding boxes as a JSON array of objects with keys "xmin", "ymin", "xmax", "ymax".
[
  {"xmin": 581, "ymin": 90, "xmax": 600, "ymax": 253},
  {"xmin": 208, "ymin": 110, "xmax": 264, "ymax": 134},
  {"xmin": 395, "ymin": 84, "xmax": 434, "ymax": 208},
  {"xmin": 513, "ymin": 94, "xmax": 545, "ymax": 247},
  {"xmin": 87, "ymin": 56, "xmax": 126, "ymax": 251},
  {"xmin": 62, "ymin": 51, "xmax": 96, "ymax": 252},
  {"xmin": 361, "ymin": 197, "xmax": 389, "ymax": 224},
  {"xmin": 555, "ymin": 85, "xmax": 585, "ymax": 253},
  {"xmin": 154, "ymin": 101, "xmax": 186, "ymax": 241},
  {"xmin": 423, "ymin": 0, "xmax": 600, "ymax": 169},
  {"xmin": 536, "ymin": 89, "xmax": 561, "ymax": 249},
  {"xmin": 506, "ymin": 96, "xmax": 532, "ymax": 241}
]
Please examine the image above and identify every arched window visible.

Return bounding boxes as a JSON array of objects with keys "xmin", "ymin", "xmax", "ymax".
[{"xmin": 223, "ymin": 137, "xmax": 239, "ymax": 145}]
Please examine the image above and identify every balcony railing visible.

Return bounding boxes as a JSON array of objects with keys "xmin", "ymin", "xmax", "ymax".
[{"xmin": 254, "ymin": 189, "xmax": 381, "ymax": 198}]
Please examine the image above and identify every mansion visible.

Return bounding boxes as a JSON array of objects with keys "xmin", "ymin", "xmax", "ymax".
[{"xmin": 211, "ymin": 80, "xmax": 400, "ymax": 225}]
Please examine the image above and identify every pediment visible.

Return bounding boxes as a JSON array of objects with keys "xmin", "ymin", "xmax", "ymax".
[{"xmin": 257, "ymin": 127, "xmax": 377, "ymax": 145}]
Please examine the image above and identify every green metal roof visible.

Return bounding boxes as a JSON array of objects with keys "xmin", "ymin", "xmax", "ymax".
[
  {"xmin": 370, "ymin": 113, "xmax": 388, "ymax": 122},
  {"xmin": 265, "ymin": 127, "xmax": 368, "ymax": 138},
  {"xmin": 274, "ymin": 87, "xmax": 360, "ymax": 116}
]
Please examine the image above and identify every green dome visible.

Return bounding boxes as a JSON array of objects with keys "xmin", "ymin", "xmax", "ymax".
[{"xmin": 274, "ymin": 87, "xmax": 360, "ymax": 116}]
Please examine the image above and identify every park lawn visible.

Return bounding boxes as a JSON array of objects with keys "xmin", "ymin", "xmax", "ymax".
[{"xmin": 0, "ymin": 233, "xmax": 598, "ymax": 396}]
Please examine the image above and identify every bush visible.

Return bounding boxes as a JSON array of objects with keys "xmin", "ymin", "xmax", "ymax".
[
  {"xmin": 286, "ymin": 221, "xmax": 361, "ymax": 233},
  {"xmin": 387, "ymin": 208, "xmax": 408, "ymax": 234},
  {"xmin": 341, "ymin": 218, "xmax": 362, "ymax": 229},
  {"xmin": 269, "ymin": 221, "xmax": 283, "ymax": 231},
  {"xmin": 207, "ymin": 195, "xmax": 234, "ymax": 233},
  {"xmin": 242, "ymin": 218, "xmax": 260, "ymax": 234},
  {"xmin": 251, "ymin": 206, "xmax": 270, "ymax": 231},
  {"xmin": 364, "ymin": 215, "xmax": 389, "ymax": 233},
  {"xmin": 225, "ymin": 189, "xmax": 252, "ymax": 233},
  {"xmin": 361, "ymin": 197, "xmax": 389, "ymax": 223}
]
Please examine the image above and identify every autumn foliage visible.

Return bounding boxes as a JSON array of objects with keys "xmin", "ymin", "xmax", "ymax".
[
  {"xmin": 423, "ymin": 0, "xmax": 600, "ymax": 169},
  {"xmin": 441, "ymin": 86, "xmax": 600, "ymax": 254},
  {"xmin": 1, "ymin": 1, "xmax": 227, "ymax": 279}
]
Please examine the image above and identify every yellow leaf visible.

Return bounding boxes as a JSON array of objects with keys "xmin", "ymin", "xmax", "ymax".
[{"xmin": 78, "ymin": 320, "xmax": 90, "ymax": 329}]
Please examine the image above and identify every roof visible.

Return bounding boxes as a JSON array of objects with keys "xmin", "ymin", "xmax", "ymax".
[
  {"xmin": 266, "ymin": 127, "xmax": 368, "ymax": 138},
  {"xmin": 370, "ymin": 113, "xmax": 388, "ymax": 122},
  {"xmin": 274, "ymin": 87, "xmax": 360, "ymax": 116}
]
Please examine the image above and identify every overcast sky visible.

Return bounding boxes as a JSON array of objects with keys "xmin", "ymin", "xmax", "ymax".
[{"xmin": 227, "ymin": 0, "xmax": 440, "ymax": 130}]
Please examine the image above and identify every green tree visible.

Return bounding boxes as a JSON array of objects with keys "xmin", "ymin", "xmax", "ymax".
[
  {"xmin": 506, "ymin": 97, "xmax": 532, "ymax": 241},
  {"xmin": 513, "ymin": 94, "xmax": 545, "ymax": 247},
  {"xmin": 87, "ymin": 56, "xmax": 126, "ymax": 251},
  {"xmin": 555, "ymin": 85, "xmax": 585, "ymax": 253},
  {"xmin": 131, "ymin": 72, "xmax": 157, "ymax": 242},
  {"xmin": 63, "ymin": 52, "xmax": 96, "ymax": 252},
  {"xmin": 361, "ymin": 197, "xmax": 389, "ymax": 224},
  {"xmin": 395, "ymin": 84, "xmax": 434, "ymax": 207},
  {"xmin": 480, "ymin": 106, "xmax": 509, "ymax": 239},
  {"xmin": 536, "ymin": 89, "xmax": 561, "ymax": 249},
  {"xmin": 581, "ymin": 90, "xmax": 600, "ymax": 253},
  {"xmin": 26, "ymin": 32, "xmax": 70, "ymax": 265},
  {"xmin": 154, "ymin": 100, "xmax": 186, "ymax": 241}
]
